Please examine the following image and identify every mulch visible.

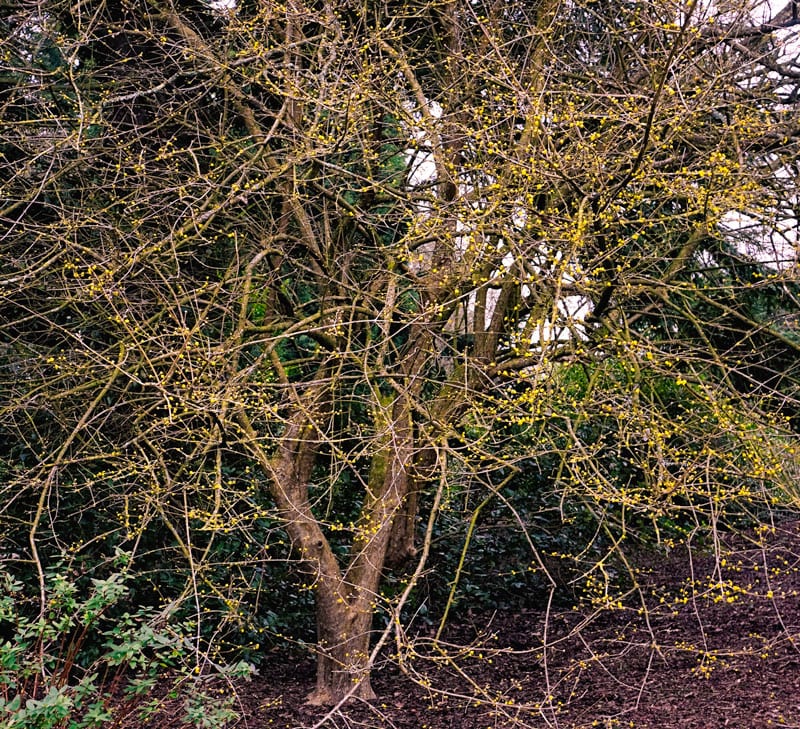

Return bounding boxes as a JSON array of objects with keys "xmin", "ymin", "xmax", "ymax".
[{"xmin": 129, "ymin": 521, "xmax": 800, "ymax": 728}]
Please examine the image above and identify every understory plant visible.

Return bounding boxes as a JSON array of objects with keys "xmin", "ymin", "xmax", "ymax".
[{"xmin": 0, "ymin": 552, "xmax": 251, "ymax": 729}]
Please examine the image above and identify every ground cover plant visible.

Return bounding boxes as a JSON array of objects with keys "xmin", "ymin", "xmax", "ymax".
[{"xmin": 2, "ymin": 0, "xmax": 800, "ymax": 725}]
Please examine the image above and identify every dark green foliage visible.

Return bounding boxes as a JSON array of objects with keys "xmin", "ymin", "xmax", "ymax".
[{"xmin": 0, "ymin": 554, "xmax": 247, "ymax": 729}]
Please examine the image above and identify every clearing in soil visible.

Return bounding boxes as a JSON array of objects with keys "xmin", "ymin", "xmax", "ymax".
[{"xmin": 123, "ymin": 520, "xmax": 800, "ymax": 729}]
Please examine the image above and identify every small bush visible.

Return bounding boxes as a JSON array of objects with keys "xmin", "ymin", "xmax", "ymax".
[{"xmin": 0, "ymin": 552, "xmax": 251, "ymax": 729}]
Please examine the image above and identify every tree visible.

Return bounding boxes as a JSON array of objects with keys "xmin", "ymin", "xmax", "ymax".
[{"xmin": 2, "ymin": 0, "xmax": 800, "ymax": 708}]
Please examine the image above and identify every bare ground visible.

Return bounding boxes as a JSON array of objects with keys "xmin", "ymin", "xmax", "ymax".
[{"xmin": 130, "ymin": 520, "xmax": 800, "ymax": 728}]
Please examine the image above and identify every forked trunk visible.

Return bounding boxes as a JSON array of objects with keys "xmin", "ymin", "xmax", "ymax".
[
  {"xmin": 307, "ymin": 394, "xmax": 416, "ymax": 703},
  {"xmin": 243, "ymin": 340, "xmax": 428, "ymax": 706}
]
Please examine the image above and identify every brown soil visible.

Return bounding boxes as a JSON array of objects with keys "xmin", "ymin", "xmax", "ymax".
[{"xmin": 132, "ymin": 521, "xmax": 800, "ymax": 728}]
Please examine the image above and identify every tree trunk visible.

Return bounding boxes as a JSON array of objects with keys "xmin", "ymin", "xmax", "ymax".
[
  {"xmin": 307, "ymin": 594, "xmax": 377, "ymax": 705},
  {"xmin": 385, "ymin": 483, "xmax": 419, "ymax": 569},
  {"xmin": 241, "ymin": 335, "xmax": 431, "ymax": 704},
  {"xmin": 239, "ymin": 405, "xmax": 390, "ymax": 705},
  {"xmin": 306, "ymin": 391, "xmax": 419, "ymax": 702}
]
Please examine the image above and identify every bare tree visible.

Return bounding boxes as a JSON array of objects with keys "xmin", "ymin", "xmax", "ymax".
[{"xmin": 2, "ymin": 0, "xmax": 800, "ymax": 708}]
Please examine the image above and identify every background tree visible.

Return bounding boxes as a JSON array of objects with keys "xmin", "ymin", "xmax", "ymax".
[{"xmin": 2, "ymin": 0, "xmax": 800, "ymax": 711}]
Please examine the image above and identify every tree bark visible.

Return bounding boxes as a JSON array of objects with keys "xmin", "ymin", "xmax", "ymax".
[
  {"xmin": 238, "ymin": 386, "xmax": 412, "ymax": 704},
  {"xmin": 385, "ymin": 481, "xmax": 419, "ymax": 569},
  {"xmin": 307, "ymin": 589, "xmax": 377, "ymax": 705}
]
